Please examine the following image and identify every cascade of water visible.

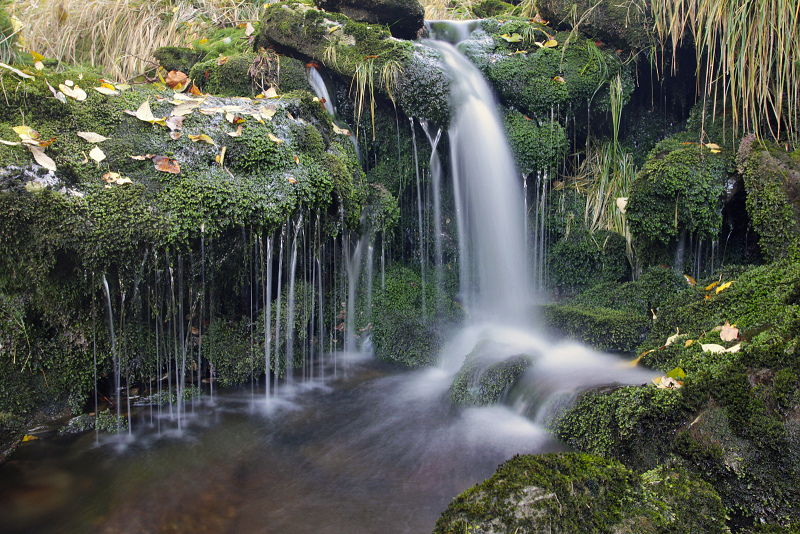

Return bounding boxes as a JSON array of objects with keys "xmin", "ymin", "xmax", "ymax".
[
  {"xmin": 100, "ymin": 274, "xmax": 121, "ymax": 435},
  {"xmin": 344, "ymin": 229, "xmax": 366, "ymax": 353},
  {"xmin": 409, "ymin": 117, "xmax": 427, "ymax": 317},
  {"xmin": 286, "ymin": 215, "xmax": 304, "ymax": 382},
  {"xmin": 317, "ymin": 244, "xmax": 325, "ymax": 382},
  {"xmin": 177, "ymin": 254, "xmax": 186, "ymax": 429},
  {"xmin": 307, "ymin": 66, "xmax": 335, "ymax": 115},
  {"xmin": 425, "ymin": 38, "xmax": 531, "ymax": 322},
  {"xmin": 420, "ymin": 121, "xmax": 444, "ymax": 309},
  {"xmin": 274, "ymin": 223, "xmax": 285, "ymax": 391},
  {"xmin": 199, "ymin": 231, "xmax": 205, "ymax": 407},
  {"xmin": 261, "ymin": 235, "xmax": 272, "ymax": 399},
  {"xmin": 366, "ymin": 242, "xmax": 374, "ymax": 324}
]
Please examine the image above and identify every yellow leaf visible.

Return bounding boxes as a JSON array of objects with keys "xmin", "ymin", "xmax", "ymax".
[
  {"xmin": 544, "ymin": 39, "xmax": 558, "ymax": 48},
  {"xmin": 22, "ymin": 434, "xmax": 38, "ymax": 442},
  {"xmin": 101, "ymin": 82, "xmax": 116, "ymax": 91},
  {"xmin": 188, "ymin": 134, "xmax": 216, "ymax": 145},
  {"xmin": 268, "ymin": 132, "xmax": 282, "ymax": 143},
  {"xmin": 103, "ymin": 171, "xmax": 120, "ymax": 182},
  {"xmin": 683, "ymin": 274, "xmax": 697, "ymax": 286},
  {"xmin": 198, "ymin": 39, "xmax": 208, "ymax": 45},
  {"xmin": 287, "ymin": 176, "xmax": 297, "ymax": 184},
  {"xmin": 28, "ymin": 146, "xmax": 56, "ymax": 171},
  {"xmin": 715, "ymin": 281, "xmax": 733, "ymax": 294},
  {"xmin": 332, "ymin": 124, "xmax": 350, "ymax": 136},
  {"xmin": 684, "ymin": 339, "xmax": 694, "ymax": 348},
  {"xmin": 77, "ymin": 132, "xmax": 109, "ymax": 143},
  {"xmin": 259, "ymin": 106, "xmax": 276, "ymax": 121},
  {"xmin": 705, "ymin": 281, "xmax": 719, "ymax": 291},
  {"xmin": 134, "ymin": 100, "xmax": 156, "ymax": 122},
  {"xmin": 30, "ymin": 50, "xmax": 45, "ymax": 62},
  {"xmin": 215, "ymin": 146, "xmax": 226, "ymax": 166},
  {"xmin": 293, "ymin": 154, "xmax": 300, "ymax": 165},
  {"xmin": 710, "ymin": 149, "xmax": 721, "ymax": 153},
  {"xmin": 705, "ymin": 143, "xmax": 721, "ymax": 149},
  {"xmin": 726, "ymin": 343, "xmax": 742, "ymax": 353},
  {"xmin": 89, "ymin": 146, "xmax": 106, "ymax": 163},
  {"xmin": 115, "ymin": 84, "xmax": 132, "ymax": 92},
  {"xmin": 59, "ymin": 83, "xmax": 77, "ymax": 99},
  {"xmin": 264, "ymin": 87, "xmax": 279, "ymax": 98},
  {"xmin": 217, "ymin": 56, "xmax": 228, "ymax": 66},
  {"xmin": 13, "ymin": 125, "xmax": 37, "ymax": 139}
]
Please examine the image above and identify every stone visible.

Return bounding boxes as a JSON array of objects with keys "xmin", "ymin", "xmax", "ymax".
[{"xmin": 313, "ymin": 0, "xmax": 424, "ymax": 40}]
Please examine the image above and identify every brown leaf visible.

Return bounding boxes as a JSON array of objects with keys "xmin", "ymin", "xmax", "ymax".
[
  {"xmin": 165, "ymin": 70, "xmax": 189, "ymax": 90},
  {"xmin": 153, "ymin": 156, "xmax": 180, "ymax": 174},
  {"xmin": 169, "ymin": 131, "xmax": 182, "ymax": 140},
  {"xmin": 217, "ymin": 56, "xmax": 228, "ymax": 66},
  {"xmin": 165, "ymin": 115, "xmax": 185, "ymax": 132}
]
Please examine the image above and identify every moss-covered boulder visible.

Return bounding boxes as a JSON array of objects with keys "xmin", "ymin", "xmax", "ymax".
[
  {"xmin": 534, "ymin": 0, "xmax": 655, "ymax": 50},
  {"xmin": 313, "ymin": 0, "xmax": 424, "ymax": 40},
  {"xmin": 627, "ymin": 135, "xmax": 733, "ymax": 268},
  {"xmin": 554, "ymin": 261, "xmax": 800, "ymax": 524},
  {"xmin": 188, "ymin": 50, "xmax": 313, "ymax": 97},
  {"xmin": 153, "ymin": 47, "xmax": 205, "ymax": 75},
  {"xmin": 503, "ymin": 107, "xmax": 567, "ymax": 175},
  {"xmin": 541, "ymin": 304, "xmax": 649, "ymax": 352},
  {"xmin": 450, "ymin": 341, "xmax": 534, "ymax": 406},
  {"xmin": 434, "ymin": 452, "xmax": 727, "ymax": 533},
  {"xmin": 370, "ymin": 265, "xmax": 462, "ymax": 367},
  {"xmin": 547, "ymin": 228, "xmax": 629, "ymax": 296},
  {"xmin": 471, "ymin": 0, "xmax": 515, "ymax": 19},
  {"xmin": 462, "ymin": 19, "xmax": 635, "ymax": 122},
  {"xmin": 255, "ymin": 1, "xmax": 452, "ymax": 125},
  {"xmin": 738, "ymin": 135, "xmax": 800, "ymax": 262}
]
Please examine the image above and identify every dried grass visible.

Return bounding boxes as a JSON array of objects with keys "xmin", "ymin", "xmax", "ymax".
[
  {"xmin": 10, "ymin": 0, "xmax": 260, "ymax": 80},
  {"xmin": 651, "ymin": 0, "xmax": 800, "ymax": 146}
]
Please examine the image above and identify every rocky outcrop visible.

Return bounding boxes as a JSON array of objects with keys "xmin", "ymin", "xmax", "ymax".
[{"xmin": 313, "ymin": 0, "xmax": 424, "ymax": 40}]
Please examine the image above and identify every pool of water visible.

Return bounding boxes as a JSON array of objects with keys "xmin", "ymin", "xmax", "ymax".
[{"xmin": 0, "ymin": 353, "xmax": 563, "ymax": 534}]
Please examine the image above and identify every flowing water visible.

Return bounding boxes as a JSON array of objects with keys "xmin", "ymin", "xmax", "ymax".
[{"xmin": 0, "ymin": 23, "xmax": 660, "ymax": 533}]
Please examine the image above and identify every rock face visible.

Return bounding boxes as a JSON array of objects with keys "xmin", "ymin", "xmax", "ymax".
[
  {"xmin": 434, "ymin": 453, "xmax": 728, "ymax": 533},
  {"xmin": 312, "ymin": 0, "xmax": 424, "ymax": 40},
  {"xmin": 450, "ymin": 341, "xmax": 534, "ymax": 406}
]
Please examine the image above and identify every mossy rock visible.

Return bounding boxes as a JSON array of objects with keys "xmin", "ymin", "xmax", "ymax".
[
  {"xmin": 153, "ymin": 46, "xmax": 205, "ymax": 74},
  {"xmin": 434, "ymin": 452, "xmax": 727, "ymax": 533},
  {"xmin": 541, "ymin": 303, "xmax": 650, "ymax": 352},
  {"xmin": 503, "ymin": 107, "xmax": 566, "ymax": 174},
  {"xmin": 471, "ymin": 0, "xmax": 515, "ymax": 19},
  {"xmin": 738, "ymin": 135, "xmax": 800, "ymax": 262},
  {"xmin": 534, "ymin": 0, "xmax": 655, "ymax": 50},
  {"xmin": 627, "ymin": 135, "xmax": 733, "ymax": 268},
  {"xmin": 313, "ymin": 0, "xmax": 424, "ymax": 40},
  {"xmin": 547, "ymin": 228, "xmax": 630, "ymax": 297},
  {"xmin": 571, "ymin": 265, "xmax": 684, "ymax": 316},
  {"xmin": 450, "ymin": 340, "xmax": 534, "ymax": 406}
]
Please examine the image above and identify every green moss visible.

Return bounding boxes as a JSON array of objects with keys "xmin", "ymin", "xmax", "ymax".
[
  {"xmin": 572, "ymin": 265, "xmax": 684, "ymax": 316},
  {"xmin": 471, "ymin": 0, "xmax": 515, "ymax": 18},
  {"xmin": 153, "ymin": 47, "xmax": 205, "ymax": 74},
  {"xmin": 503, "ymin": 107, "xmax": 567, "ymax": 174},
  {"xmin": 190, "ymin": 52, "xmax": 259, "ymax": 97},
  {"xmin": 548, "ymin": 228, "xmax": 629, "ymax": 296},
  {"xmin": 541, "ymin": 303, "xmax": 650, "ymax": 352},
  {"xmin": 740, "ymin": 137, "xmax": 800, "ymax": 262},
  {"xmin": 627, "ymin": 135, "xmax": 733, "ymax": 267},
  {"xmin": 434, "ymin": 452, "xmax": 727, "ymax": 533},
  {"xmin": 450, "ymin": 341, "xmax": 533, "ymax": 406}
]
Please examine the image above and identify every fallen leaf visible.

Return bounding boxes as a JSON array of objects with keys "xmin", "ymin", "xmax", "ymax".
[
  {"xmin": 665, "ymin": 328, "xmax": 680, "ymax": 347},
  {"xmin": 135, "ymin": 100, "xmax": 156, "ymax": 122},
  {"xmin": 259, "ymin": 106, "xmax": 276, "ymax": 121},
  {"xmin": 77, "ymin": 132, "xmax": 109, "ymax": 143},
  {"xmin": 153, "ymin": 155, "xmax": 180, "ymax": 174},
  {"xmin": 71, "ymin": 85, "xmax": 87, "ymax": 101},
  {"xmin": 705, "ymin": 281, "xmax": 719, "ymax": 291},
  {"xmin": 553, "ymin": 75, "xmax": 565, "ymax": 83},
  {"xmin": 264, "ymin": 87, "xmax": 278, "ymax": 98},
  {"xmin": 286, "ymin": 111, "xmax": 295, "ymax": 120},
  {"xmin": 34, "ymin": 61, "xmax": 44, "ymax": 71},
  {"xmin": 332, "ymin": 124, "xmax": 350, "ymax": 136},
  {"xmin": 726, "ymin": 343, "xmax": 742, "ymax": 353},
  {"xmin": 45, "ymin": 80, "xmax": 68, "ymax": 103},
  {"xmin": 544, "ymin": 39, "xmax": 558, "ymax": 48},
  {"xmin": 654, "ymin": 375, "xmax": 682, "ymax": 389},
  {"xmin": 705, "ymin": 143, "xmax": 721, "ymax": 149},
  {"xmin": 0, "ymin": 139, "xmax": 21, "ymax": 146},
  {"xmin": 129, "ymin": 154, "xmax": 151, "ymax": 160},
  {"xmin": 115, "ymin": 83, "xmax": 131, "ymax": 92},
  {"xmin": 226, "ymin": 125, "xmax": 243, "ymax": 137},
  {"xmin": 616, "ymin": 197, "xmax": 628, "ymax": 213},
  {"xmin": 293, "ymin": 154, "xmax": 300, "ymax": 165},
  {"xmin": 102, "ymin": 171, "xmax": 120, "ymax": 182},
  {"xmin": 30, "ymin": 50, "xmax": 45, "ymax": 62},
  {"xmin": 64, "ymin": 79, "xmax": 74, "ymax": 87},
  {"xmin": 189, "ymin": 84, "xmax": 203, "ymax": 96},
  {"xmin": 165, "ymin": 70, "xmax": 189, "ymax": 89},
  {"xmin": 268, "ymin": 132, "xmax": 282, "ymax": 143},
  {"xmin": 701, "ymin": 343, "xmax": 726, "ymax": 354},
  {"xmin": 28, "ymin": 145, "xmax": 56, "ymax": 171},
  {"xmin": 188, "ymin": 133, "xmax": 216, "ymax": 145},
  {"xmin": 217, "ymin": 55, "xmax": 228, "ymax": 66},
  {"xmin": 245, "ymin": 22, "xmax": 255, "ymax": 36},
  {"xmin": 499, "ymin": 33, "xmax": 523, "ymax": 43},
  {"xmin": 720, "ymin": 320, "xmax": 739, "ymax": 342},
  {"xmin": 532, "ymin": 13, "xmax": 548, "ymax": 24},
  {"xmin": 715, "ymin": 281, "xmax": 733, "ymax": 294},
  {"xmin": 89, "ymin": 146, "xmax": 106, "ymax": 163},
  {"xmin": 685, "ymin": 339, "xmax": 694, "ymax": 348},
  {"xmin": 94, "ymin": 86, "xmax": 119, "ymax": 96},
  {"xmin": 287, "ymin": 176, "xmax": 297, "ymax": 184},
  {"xmin": 169, "ymin": 131, "xmax": 182, "ymax": 140},
  {"xmin": 683, "ymin": 274, "xmax": 697, "ymax": 286},
  {"xmin": 22, "ymin": 434, "xmax": 38, "ymax": 442},
  {"xmin": 215, "ymin": 146, "xmax": 226, "ymax": 166},
  {"xmin": 165, "ymin": 115, "xmax": 185, "ymax": 131},
  {"xmin": 13, "ymin": 125, "xmax": 37, "ymax": 139}
]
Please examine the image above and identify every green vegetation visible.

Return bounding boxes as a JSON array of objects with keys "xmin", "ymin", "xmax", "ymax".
[{"xmin": 450, "ymin": 341, "xmax": 533, "ymax": 405}]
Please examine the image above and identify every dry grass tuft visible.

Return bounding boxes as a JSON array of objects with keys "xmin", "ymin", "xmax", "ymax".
[
  {"xmin": 10, "ymin": 0, "xmax": 260, "ymax": 80},
  {"xmin": 651, "ymin": 0, "xmax": 800, "ymax": 146}
]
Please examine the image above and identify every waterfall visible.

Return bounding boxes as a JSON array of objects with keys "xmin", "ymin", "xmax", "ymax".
[
  {"xmin": 425, "ymin": 37, "xmax": 532, "ymax": 323},
  {"xmin": 420, "ymin": 120, "xmax": 444, "ymax": 312},
  {"xmin": 286, "ymin": 216, "xmax": 303, "ymax": 382},
  {"xmin": 307, "ymin": 66, "xmax": 335, "ymax": 116}
]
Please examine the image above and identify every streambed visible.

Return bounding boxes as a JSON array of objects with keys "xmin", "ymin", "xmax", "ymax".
[{"xmin": 0, "ymin": 352, "xmax": 564, "ymax": 534}]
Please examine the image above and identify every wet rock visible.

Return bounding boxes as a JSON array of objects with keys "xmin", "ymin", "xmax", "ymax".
[
  {"xmin": 434, "ymin": 452, "xmax": 728, "ymax": 533},
  {"xmin": 313, "ymin": 0, "xmax": 424, "ymax": 40},
  {"xmin": 450, "ymin": 340, "xmax": 534, "ymax": 406}
]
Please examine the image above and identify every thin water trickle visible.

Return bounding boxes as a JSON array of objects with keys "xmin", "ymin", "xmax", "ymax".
[
  {"xmin": 410, "ymin": 117, "xmax": 427, "ymax": 318},
  {"xmin": 286, "ymin": 215, "xmax": 304, "ymax": 382}
]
